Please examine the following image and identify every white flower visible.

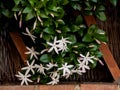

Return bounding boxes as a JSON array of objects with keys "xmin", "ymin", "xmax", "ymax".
[
  {"xmin": 77, "ymin": 60, "xmax": 90, "ymax": 72},
  {"xmin": 25, "ymin": 46, "xmax": 39, "ymax": 60},
  {"xmin": 57, "ymin": 37, "xmax": 71, "ymax": 52},
  {"xmin": 47, "ymin": 36, "xmax": 59, "ymax": 54},
  {"xmin": 72, "ymin": 69, "xmax": 86, "ymax": 75},
  {"xmin": 80, "ymin": 52, "xmax": 94, "ymax": 65},
  {"xmin": 15, "ymin": 71, "xmax": 33, "ymax": 85},
  {"xmin": 58, "ymin": 63, "xmax": 73, "ymax": 76},
  {"xmin": 35, "ymin": 64, "xmax": 46, "ymax": 75},
  {"xmin": 57, "ymin": 37, "xmax": 71, "ymax": 46},
  {"xmin": 46, "ymin": 63, "xmax": 58, "ymax": 70},
  {"xmin": 47, "ymin": 75, "xmax": 59, "ymax": 85},
  {"xmin": 21, "ymin": 60, "xmax": 35, "ymax": 74},
  {"xmin": 49, "ymin": 70, "xmax": 59, "ymax": 78},
  {"xmin": 22, "ymin": 27, "xmax": 37, "ymax": 43}
]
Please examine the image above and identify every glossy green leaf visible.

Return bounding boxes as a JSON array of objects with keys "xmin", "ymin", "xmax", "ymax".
[
  {"xmin": 14, "ymin": 0, "xmax": 21, "ymax": 5},
  {"xmin": 71, "ymin": 3, "xmax": 81, "ymax": 10},
  {"xmin": 71, "ymin": 25, "xmax": 80, "ymax": 32},
  {"xmin": 40, "ymin": 54, "xmax": 50, "ymax": 63},
  {"xmin": 43, "ymin": 27, "xmax": 55, "ymax": 34},
  {"xmin": 94, "ymin": 34, "xmax": 108, "ymax": 42},
  {"xmin": 61, "ymin": 0, "xmax": 69, "ymax": 5},
  {"xmin": 97, "ymin": 5, "xmax": 105, "ymax": 11},
  {"xmin": 109, "ymin": 0, "xmax": 117, "ymax": 6},
  {"xmin": 61, "ymin": 26, "xmax": 71, "ymax": 32},
  {"xmin": 96, "ymin": 12, "xmax": 106, "ymax": 21},
  {"xmin": 68, "ymin": 35, "xmax": 77, "ymax": 44},
  {"xmin": 23, "ymin": 7, "xmax": 33, "ymax": 13},
  {"xmin": 91, "ymin": 0, "xmax": 97, "ymax": 3},
  {"xmin": 12, "ymin": 6, "xmax": 21, "ymax": 11},
  {"xmin": 82, "ymin": 34, "xmax": 93, "ymax": 42},
  {"xmin": 2, "ymin": 9, "xmax": 13, "ymax": 18},
  {"xmin": 88, "ymin": 25, "xmax": 97, "ymax": 35},
  {"xmin": 75, "ymin": 15, "xmax": 83, "ymax": 25},
  {"xmin": 26, "ymin": 12, "xmax": 34, "ymax": 21}
]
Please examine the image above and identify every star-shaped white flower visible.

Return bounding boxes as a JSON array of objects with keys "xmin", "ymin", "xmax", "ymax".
[
  {"xmin": 47, "ymin": 37, "xmax": 59, "ymax": 54},
  {"xmin": 72, "ymin": 68, "xmax": 86, "ymax": 75},
  {"xmin": 57, "ymin": 37, "xmax": 72, "ymax": 46},
  {"xmin": 22, "ymin": 27, "xmax": 37, "ymax": 43},
  {"xmin": 49, "ymin": 70, "xmax": 59, "ymax": 78},
  {"xmin": 21, "ymin": 60, "xmax": 35, "ymax": 74},
  {"xmin": 15, "ymin": 71, "xmax": 33, "ymax": 85},
  {"xmin": 46, "ymin": 63, "xmax": 58, "ymax": 70},
  {"xmin": 47, "ymin": 75, "xmax": 59, "ymax": 85},
  {"xmin": 35, "ymin": 64, "xmax": 46, "ymax": 75},
  {"xmin": 25, "ymin": 46, "xmax": 39, "ymax": 60},
  {"xmin": 80, "ymin": 52, "xmax": 94, "ymax": 65},
  {"xmin": 58, "ymin": 63, "xmax": 73, "ymax": 76},
  {"xmin": 57, "ymin": 42, "xmax": 68, "ymax": 52},
  {"xmin": 57, "ymin": 37, "xmax": 71, "ymax": 52},
  {"xmin": 77, "ymin": 60, "xmax": 90, "ymax": 72}
]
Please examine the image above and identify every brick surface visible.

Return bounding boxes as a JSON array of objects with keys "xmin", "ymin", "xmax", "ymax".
[
  {"xmin": 0, "ymin": 85, "xmax": 34, "ymax": 90},
  {"xmin": 81, "ymin": 84, "xmax": 117, "ymax": 90},
  {"xmin": 38, "ymin": 84, "xmax": 75, "ymax": 90}
]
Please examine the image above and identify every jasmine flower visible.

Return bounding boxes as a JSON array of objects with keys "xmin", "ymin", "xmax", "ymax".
[
  {"xmin": 25, "ymin": 46, "xmax": 39, "ymax": 60},
  {"xmin": 58, "ymin": 63, "xmax": 73, "ymax": 76},
  {"xmin": 35, "ymin": 64, "xmax": 46, "ymax": 75},
  {"xmin": 47, "ymin": 75, "xmax": 59, "ymax": 85},
  {"xmin": 15, "ymin": 71, "xmax": 33, "ymax": 85},
  {"xmin": 22, "ymin": 27, "xmax": 37, "ymax": 43},
  {"xmin": 77, "ymin": 60, "xmax": 90, "ymax": 72},
  {"xmin": 21, "ymin": 60, "xmax": 35, "ymax": 74},
  {"xmin": 80, "ymin": 52, "xmax": 94, "ymax": 65},
  {"xmin": 49, "ymin": 70, "xmax": 59, "ymax": 78},
  {"xmin": 57, "ymin": 37, "xmax": 71, "ymax": 52},
  {"xmin": 47, "ymin": 37, "xmax": 59, "ymax": 54},
  {"xmin": 46, "ymin": 63, "xmax": 58, "ymax": 70}
]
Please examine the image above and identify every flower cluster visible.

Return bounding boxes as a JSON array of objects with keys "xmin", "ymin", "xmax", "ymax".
[
  {"xmin": 47, "ymin": 36, "xmax": 72, "ymax": 54},
  {"xmin": 16, "ymin": 47, "xmax": 97, "ymax": 85},
  {"xmin": 14, "ymin": 0, "xmax": 107, "ymax": 85}
]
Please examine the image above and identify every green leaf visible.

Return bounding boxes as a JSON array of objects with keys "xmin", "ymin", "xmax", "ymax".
[
  {"xmin": 109, "ymin": 0, "xmax": 117, "ymax": 6},
  {"xmin": 88, "ymin": 25, "xmax": 97, "ymax": 35},
  {"xmin": 75, "ymin": 15, "xmax": 83, "ymax": 25},
  {"xmin": 71, "ymin": 3, "xmax": 81, "ymax": 10},
  {"xmin": 28, "ymin": 0, "xmax": 35, "ymax": 6},
  {"xmin": 97, "ymin": 5, "xmax": 105, "ymax": 11},
  {"xmin": 96, "ymin": 12, "xmax": 106, "ymax": 21},
  {"xmin": 96, "ymin": 29, "xmax": 105, "ymax": 35},
  {"xmin": 95, "ymin": 51, "xmax": 103, "ymax": 58},
  {"xmin": 91, "ymin": 0, "xmax": 97, "ymax": 3},
  {"xmin": 26, "ymin": 12, "xmax": 34, "ymax": 21},
  {"xmin": 12, "ymin": 6, "xmax": 21, "ymax": 11},
  {"xmin": 43, "ymin": 33, "xmax": 51, "ymax": 41},
  {"xmin": 23, "ymin": 7, "xmax": 33, "ymax": 13},
  {"xmin": 61, "ymin": 0, "xmax": 69, "ymax": 5},
  {"xmin": 61, "ymin": 26, "xmax": 71, "ymax": 32},
  {"xmin": 90, "ymin": 60, "xmax": 97, "ymax": 69},
  {"xmin": 68, "ymin": 35, "xmax": 77, "ymax": 44},
  {"xmin": 48, "ymin": 5, "xmax": 58, "ymax": 11},
  {"xmin": 2, "ymin": 9, "xmax": 13, "ymax": 18},
  {"xmin": 14, "ymin": 0, "xmax": 21, "ymax": 5},
  {"xmin": 82, "ymin": 34, "xmax": 93, "ymax": 42},
  {"xmin": 94, "ymin": 34, "xmax": 108, "ymax": 42},
  {"xmin": 39, "ymin": 54, "xmax": 50, "ymax": 63},
  {"xmin": 71, "ymin": 25, "xmax": 80, "ymax": 32},
  {"xmin": 39, "ymin": 12, "xmax": 48, "ymax": 18},
  {"xmin": 43, "ymin": 27, "xmax": 55, "ymax": 34}
]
